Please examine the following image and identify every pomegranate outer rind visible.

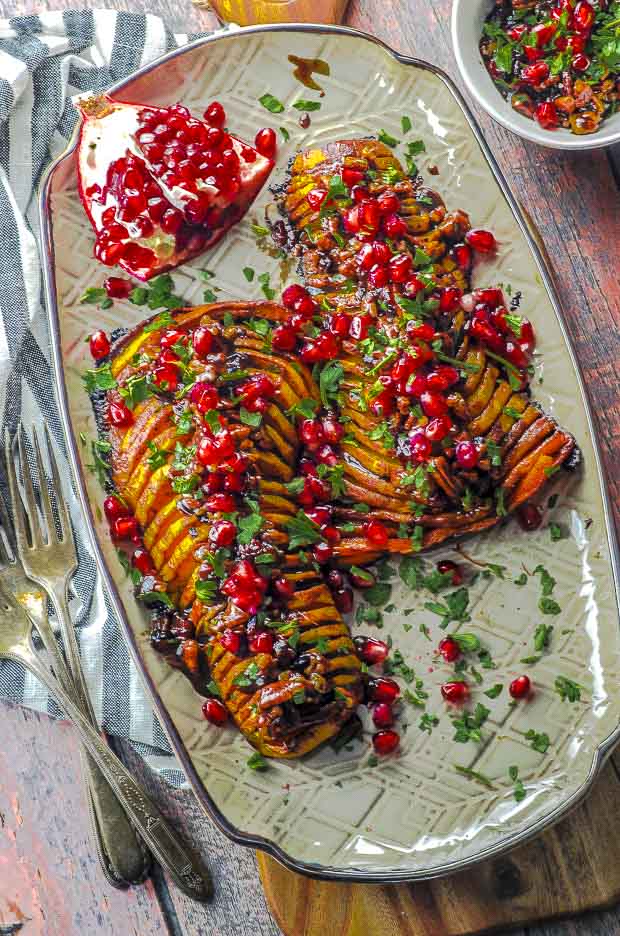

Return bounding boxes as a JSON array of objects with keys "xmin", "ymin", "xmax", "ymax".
[{"xmin": 76, "ymin": 94, "xmax": 274, "ymax": 281}]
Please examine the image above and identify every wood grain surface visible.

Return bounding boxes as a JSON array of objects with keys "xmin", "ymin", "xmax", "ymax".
[{"xmin": 1, "ymin": 1, "xmax": 619, "ymax": 935}]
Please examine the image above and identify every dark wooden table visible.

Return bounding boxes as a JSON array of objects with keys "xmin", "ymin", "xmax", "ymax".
[{"xmin": 1, "ymin": 1, "xmax": 620, "ymax": 934}]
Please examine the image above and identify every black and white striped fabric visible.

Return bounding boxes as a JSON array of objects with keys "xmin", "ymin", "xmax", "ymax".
[{"xmin": 0, "ymin": 10, "xmax": 212, "ymax": 787}]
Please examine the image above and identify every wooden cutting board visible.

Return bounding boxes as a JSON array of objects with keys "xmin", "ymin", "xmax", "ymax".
[{"xmin": 258, "ymin": 751, "xmax": 620, "ymax": 935}]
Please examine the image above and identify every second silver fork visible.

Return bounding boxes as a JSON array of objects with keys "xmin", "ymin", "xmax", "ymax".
[{"xmin": 5, "ymin": 425, "xmax": 149, "ymax": 887}]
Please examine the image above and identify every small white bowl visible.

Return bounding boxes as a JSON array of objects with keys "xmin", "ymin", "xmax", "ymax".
[{"xmin": 451, "ymin": 0, "xmax": 620, "ymax": 150}]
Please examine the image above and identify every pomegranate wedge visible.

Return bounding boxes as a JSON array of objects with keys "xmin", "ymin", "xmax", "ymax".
[{"xmin": 77, "ymin": 95, "xmax": 274, "ymax": 280}]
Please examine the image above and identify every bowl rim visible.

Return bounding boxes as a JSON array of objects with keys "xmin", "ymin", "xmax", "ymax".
[
  {"xmin": 451, "ymin": 0, "xmax": 620, "ymax": 151},
  {"xmin": 38, "ymin": 20, "xmax": 620, "ymax": 883}
]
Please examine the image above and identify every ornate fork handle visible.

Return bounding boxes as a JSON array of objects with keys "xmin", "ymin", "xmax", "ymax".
[{"xmin": 9, "ymin": 643, "xmax": 212, "ymax": 902}]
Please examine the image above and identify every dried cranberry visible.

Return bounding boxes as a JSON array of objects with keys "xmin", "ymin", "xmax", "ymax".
[
  {"xmin": 509, "ymin": 675, "xmax": 531, "ymax": 699},
  {"xmin": 89, "ymin": 330, "xmax": 110, "ymax": 361},
  {"xmin": 202, "ymin": 697, "xmax": 228, "ymax": 725},
  {"xmin": 372, "ymin": 729, "xmax": 400, "ymax": 755}
]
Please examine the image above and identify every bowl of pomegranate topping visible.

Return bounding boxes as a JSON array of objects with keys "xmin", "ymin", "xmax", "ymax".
[{"xmin": 452, "ymin": 0, "xmax": 620, "ymax": 148}]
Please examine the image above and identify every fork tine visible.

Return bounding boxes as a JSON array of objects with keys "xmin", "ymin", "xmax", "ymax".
[
  {"xmin": 43, "ymin": 425, "xmax": 73, "ymax": 545},
  {"xmin": 4, "ymin": 430, "xmax": 31, "ymax": 555},
  {"xmin": 17, "ymin": 427, "xmax": 43, "ymax": 548},
  {"xmin": 31, "ymin": 426, "xmax": 59, "ymax": 545}
]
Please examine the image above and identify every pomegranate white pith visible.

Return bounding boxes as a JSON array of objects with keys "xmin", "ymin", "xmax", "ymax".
[{"xmin": 77, "ymin": 95, "xmax": 274, "ymax": 281}]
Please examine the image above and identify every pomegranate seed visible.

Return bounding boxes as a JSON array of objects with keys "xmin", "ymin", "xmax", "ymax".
[
  {"xmin": 329, "ymin": 313, "xmax": 350, "ymax": 337},
  {"xmin": 574, "ymin": 0, "xmax": 595, "ymax": 30},
  {"xmin": 425, "ymin": 415, "xmax": 452, "ymax": 443},
  {"xmin": 89, "ymin": 330, "xmax": 110, "ymax": 360},
  {"xmin": 112, "ymin": 516, "xmax": 139, "ymax": 541},
  {"xmin": 104, "ymin": 495, "xmax": 130, "ymax": 523},
  {"xmin": 271, "ymin": 324, "xmax": 296, "ymax": 350},
  {"xmin": 439, "ymin": 287, "xmax": 462, "ymax": 313},
  {"xmin": 372, "ymin": 730, "xmax": 400, "ymax": 755},
  {"xmin": 510, "ymin": 675, "xmax": 531, "ymax": 699},
  {"xmin": 441, "ymin": 681, "xmax": 469, "ymax": 704},
  {"xmin": 152, "ymin": 363, "xmax": 180, "ymax": 392},
  {"xmin": 312, "ymin": 541, "xmax": 333, "ymax": 563},
  {"xmin": 517, "ymin": 503, "xmax": 542, "ymax": 531},
  {"xmin": 295, "ymin": 295, "xmax": 318, "ymax": 318},
  {"xmin": 209, "ymin": 519, "xmax": 237, "ymax": 548},
  {"xmin": 350, "ymin": 567, "xmax": 376, "ymax": 589},
  {"xmin": 205, "ymin": 494, "xmax": 237, "ymax": 514},
  {"xmin": 507, "ymin": 24, "xmax": 527, "ymax": 41},
  {"xmin": 281, "ymin": 284, "xmax": 308, "ymax": 309},
  {"xmin": 388, "ymin": 253, "xmax": 413, "ymax": 283},
  {"xmin": 368, "ymin": 677, "xmax": 400, "ymax": 704},
  {"xmin": 427, "ymin": 366, "xmax": 459, "ymax": 392},
  {"xmin": 108, "ymin": 400, "xmax": 133, "ymax": 427},
  {"xmin": 420, "ymin": 390, "xmax": 448, "ymax": 419},
  {"xmin": 95, "ymin": 239, "xmax": 126, "ymax": 266},
  {"xmin": 571, "ymin": 52, "xmax": 590, "ymax": 71},
  {"xmin": 409, "ymin": 428, "xmax": 432, "ymax": 463},
  {"xmin": 299, "ymin": 419, "xmax": 324, "ymax": 448},
  {"xmin": 365, "ymin": 519, "xmax": 389, "ymax": 548},
  {"xmin": 191, "ymin": 326, "xmax": 213, "ymax": 357},
  {"xmin": 132, "ymin": 548, "xmax": 154, "ymax": 575},
  {"xmin": 473, "ymin": 287, "xmax": 503, "ymax": 308},
  {"xmin": 377, "ymin": 192, "xmax": 399, "ymax": 214},
  {"xmin": 568, "ymin": 33, "xmax": 585, "ymax": 52},
  {"xmin": 372, "ymin": 702, "xmax": 394, "ymax": 728},
  {"xmin": 190, "ymin": 382, "xmax": 219, "ymax": 414},
  {"xmin": 452, "ymin": 243, "xmax": 472, "ymax": 272},
  {"xmin": 333, "ymin": 588, "xmax": 354, "ymax": 614},
  {"xmin": 104, "ymin": 277, "xmax": 132, "ymax": 299},
  {"xmin": 354, "ymin": 636, "xmax": 389, "ymax": 665},
  {"xmin": 307, "ymin": 188, "xmax": 328, "ymax": 211},
  {"xmin": 368, "ymin": 264, "xmax": 389, "ymax": 288},
  {"xmin": 249, "ymin": 632, "xmax": 274, "ymax": 655},
  {"xmin": 348, "ymin": 314, "xmax": 372, "ymax": 340},
  {"xmin": 455, "ymin": 440, "xmax": 479, "ymax": 469},
  {"xmin": 300, "ymin": 332, "xmax": 339, "ymax": 363},
  {"xmin": 383, "ymin": 214, "xmax": 408, "ymax": 238},
  {"xmin": 160, "ymin": 328, "xmax": 187, "ymax": 350},
  {"xmin": 536, "ymin": 101, "xmax": 559, "ymax": 130},
  {"xmin": 532, "ymin": 22, "xmax": 556, "ymax": 46},
  {"xmin": 522, "ymin": 61, "xmax": 550, "ymax": 85},
  {"xmin": 254, "ymin": 126, "xmax": 276, "ymax": 158},
  {"xmin": 202, "ymin": 697, "xmax": 228, "ymax": 725},
  {"xmin": 465, "ymin": 228, "xmax": 497, "ymax": 253},
  {"xmin": 408, "ymin": 322, "xmax": 435, "ymax": 341},
  {"xmin": 343, "ymin": 206, "xmax": 361, "ymax": 233},
  {"xmin": 438, "ymin": 637, "xmax": 461, "ymax": 663},
  {"xmin": 342, "ymin": 167, "xmax": 365, "ymax": 188},
  {"xmin": 273, "ymin": 576, "xmax": 294, "ymax": 599},
  {"xmin": 204, "ymin": 101, "xmax": 226, "ymax": 127},
  {"xmin": 220, "ymin": 630, "xmax": 241, "ymax": 654},
  {"xmin": 352, "ymin": 185, "xmax": 370, "ymax": 203}
]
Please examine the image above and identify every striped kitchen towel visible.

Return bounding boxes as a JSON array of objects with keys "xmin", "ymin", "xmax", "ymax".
[{"xmin": 0, "ymin": 10, "xmax": 213, "ymax": 787}]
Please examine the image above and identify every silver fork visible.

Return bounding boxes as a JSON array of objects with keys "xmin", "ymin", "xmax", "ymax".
[
  {"xmin": 0, "ymin": 486, "xmax": 149, "ymax": 889},
  {"xmin": 0, "ymin": 568, "xmax": 211, "ymax": 902},
  {"xmin": 4, "ymin": 426, "xmax": 210, "ymax": 899}
]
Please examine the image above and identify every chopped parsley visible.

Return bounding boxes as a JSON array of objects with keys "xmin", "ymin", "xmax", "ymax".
[
  {"xmin": 525, "ymin": 729, "xmax": 551, "ymax": 754},
  {"xmin": 259, "ymin": 93, "xmax": 284, "ymax": 113},
  {"xmin": 554, "ymin": 676, "xmax": 584, "ymax": 703}
]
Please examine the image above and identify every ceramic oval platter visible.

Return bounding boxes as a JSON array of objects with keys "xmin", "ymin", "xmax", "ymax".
[{"xmin": 40, "ymin": 24, "xmax": 620, "ymax": 882}]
